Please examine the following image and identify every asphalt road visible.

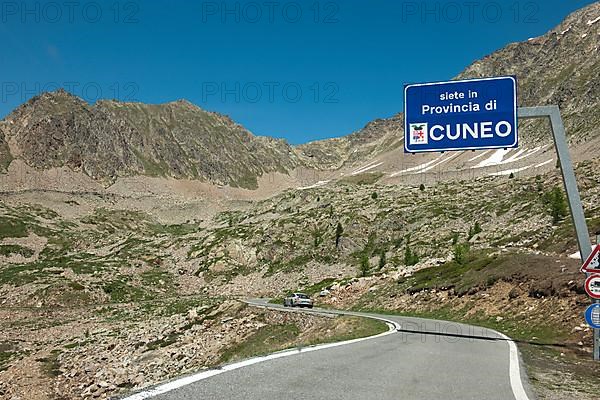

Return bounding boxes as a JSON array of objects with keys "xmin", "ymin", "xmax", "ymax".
[{"xmin": 125, "ymin": 299, "xmax": 535, "ymax": 400}]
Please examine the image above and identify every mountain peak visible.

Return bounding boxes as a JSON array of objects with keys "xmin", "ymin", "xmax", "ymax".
[
  {"xmin": 168, "ymin": 99, "xmax": 196, "ymax": 107},
  {"xmin": 28, "ymin": 88, "xmax": 86, "ymax": 107}
]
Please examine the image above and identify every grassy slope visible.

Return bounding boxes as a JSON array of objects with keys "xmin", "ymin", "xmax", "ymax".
[{"xmin": 218, "ymin": 315, "xmax": 388, "ymax": 364}]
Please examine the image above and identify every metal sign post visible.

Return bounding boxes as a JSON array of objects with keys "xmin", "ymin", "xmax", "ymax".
[
  {"xmin": 404, "ymin": 80, "xmax": 597, "ymax": 358},
  {"xmin": 518, "ymin": 106, "xmax": 597, "ymax": 361},
  {"xmin": 596, "ymin": 231, "xmax": 600, "ymax": 361}
]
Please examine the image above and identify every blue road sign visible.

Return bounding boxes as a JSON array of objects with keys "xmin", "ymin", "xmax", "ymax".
[
  {"xmin": 585, "ymin": 303, "xmax": 600, "ymax": 329},
  {"xmin": 404, "ymin": 76, "xmax": 518, "ymax": 153}
]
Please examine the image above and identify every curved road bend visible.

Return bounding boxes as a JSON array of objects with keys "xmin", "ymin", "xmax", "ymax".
[{"xmin": 125, "ymin": 299, "xmax": 536, "ymax": 400}]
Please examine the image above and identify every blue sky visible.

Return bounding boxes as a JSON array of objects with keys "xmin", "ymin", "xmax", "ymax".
[{"xmin": 0, "ymin": 0, "xmax": 595, "ymax": 144}]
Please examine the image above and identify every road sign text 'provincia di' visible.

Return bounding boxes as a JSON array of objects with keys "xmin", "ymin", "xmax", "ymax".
[{"xmin": 404, "ymin": 76, "xmax": 518, "ymax": 153}]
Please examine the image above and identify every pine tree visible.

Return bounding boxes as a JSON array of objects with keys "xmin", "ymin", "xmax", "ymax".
[
  {"xmin": 451, "ymin": 232, "xmax": 459, "ymax": 245},
  {"xmin": 335, "ymin": 222, "xmax": 343, "ymax": 249},
  {"xmin": 546, "ymin": 186, "xmax": 568, "ymax": 224},
  {"xmin": 378, "ymin": 249, "xmax": 387, "ymax": 270},
  {"xmin": 359, "ymin": 253, "xmax": 370, "ymax": 277},
  {"xmin": 313, "ymin": 228, "xmax": 323, "ymax": 248},
  {"xmin": 404, "ymin": 245, "xmax": 419, "ymax": 266},
  {"xmin": 454, "ymin": 242, "xmax": 470, "ymax": 265},
  {"xmin": 468, "ymin": 222, "xmax": 482, "ymax": 240}
]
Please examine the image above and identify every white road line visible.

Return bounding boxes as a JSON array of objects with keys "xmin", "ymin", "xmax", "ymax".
[
  {"xmin": 496, "ymin": 332, "xmax": 531, "ymax": 400},
  {"xmin": 121, "ymin": 304, "xmax": 530, "ymax": 400},
  {"xmin": 120, "ymin": 307, "xmax": 400, "ymax": 400}
]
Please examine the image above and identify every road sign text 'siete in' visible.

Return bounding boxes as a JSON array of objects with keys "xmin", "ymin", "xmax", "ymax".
[{"xmin": 404, "ymin": 76, "xmax": 518, "ymax": 153}]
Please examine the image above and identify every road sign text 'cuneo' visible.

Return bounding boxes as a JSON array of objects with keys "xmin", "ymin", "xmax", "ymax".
[{"xmin": 404, "ymin": 76, "xmax": 518, "ymax": 153}]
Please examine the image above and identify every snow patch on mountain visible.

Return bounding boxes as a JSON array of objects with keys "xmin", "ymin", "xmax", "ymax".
[
  {"xmin": 471, "ymin": 147, "xmax": 545, "ymax": 168},
  {"xmin": 418, "ymin": 153, "xmax": 460, "ymax": 173},
  {"xmin": 390, "ymin": 155, "xmax": 443, "ymax": 176},
  {"xmin": 298, "ymin": 180, "xmax": 330, "ymax": 190},
  {"xmin": 489, "ymin": 165, "xmax": 533, "ymax": 176},
  {"xmin": 472, "ymin": 149, "xmax": 512, "ymax": 168},
  {"xmin": 587, "ymin": 16, "xmax": 600, "ymax": 25},
  {"xmin": 534, "ymin": 159, "xmax": 554, "ymax": 168},
  {"xmin": 504, "ymin": 146, "xmax": 544, "ymax": 163},
  {"xmin": 351, "ymin": 161, "xmax": 384, "ymax": 176},
  {"xmin": 468, "ymin": 150, "xmax": 491, "ymax": 162}
]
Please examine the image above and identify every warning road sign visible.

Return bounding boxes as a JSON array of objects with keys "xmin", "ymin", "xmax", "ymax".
[{"xmin": 581, "ymin": 244, "xmax": 600, "ymax": 273}]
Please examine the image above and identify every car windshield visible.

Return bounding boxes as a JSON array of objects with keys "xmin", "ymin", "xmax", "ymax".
[{"xmin": 296, "ymin": 294, "xmax": 309, "ymax": 299}]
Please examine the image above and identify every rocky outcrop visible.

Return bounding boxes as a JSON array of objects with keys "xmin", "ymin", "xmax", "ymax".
[
  {"xmin": 2, "ymin": 91, "xmax": 300, "ymax": 188},
  {"xmin": 457, "ymin": 2, "xmax": 600, "ymax": 143},
  {"xmin": 0, "ymin": 124, "xmax": 13, "ymax": 172}
]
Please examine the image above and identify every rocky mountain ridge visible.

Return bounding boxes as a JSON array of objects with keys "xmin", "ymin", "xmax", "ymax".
[
  {"xmin": 1, "ymin": 90, "xmax": 300, "ymax": 189},
  {"xmin": 0, "ymin": 3, "xmax": 598, "ymax": 191},
  {"xmin": 300, "ymin": 1, "xmax": 600, "ymax": 168}
]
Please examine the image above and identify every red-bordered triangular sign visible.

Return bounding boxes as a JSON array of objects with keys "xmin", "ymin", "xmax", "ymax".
[{"xmin": 581, "ymin": 245, "xmax": 600, "ymax": 273}]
